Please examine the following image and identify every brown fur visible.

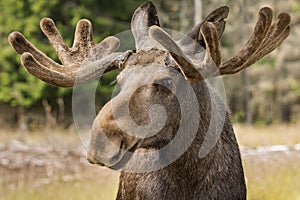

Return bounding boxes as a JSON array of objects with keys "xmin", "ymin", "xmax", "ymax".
[{"xmin": 88, "ymin": 50, "xmax": 246, "ymax": 199}]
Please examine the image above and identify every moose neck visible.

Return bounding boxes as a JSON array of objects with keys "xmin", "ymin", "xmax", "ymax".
[
  {"xmin": 116, "ymin": 82, "xmax": 246, "ymax": 200},
  {"xmin": 117, "ymin": 120, "xmax": 246, "ymax": 200}
]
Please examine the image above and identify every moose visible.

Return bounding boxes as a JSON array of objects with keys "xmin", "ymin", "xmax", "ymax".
[{"xmin": 9, "ymin": 1, "xmax": 290, "ymax": 200}]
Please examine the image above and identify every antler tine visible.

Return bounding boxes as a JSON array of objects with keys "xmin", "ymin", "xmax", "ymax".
[
  {"xmin": 131, "ymin": 1, "xmax": 160, "ymax": 51},
  {"xmin": 227, "ymin": 13, "xmax": 291, "ymax": 73},
  {"xmin": 218, "ymin": 7, "xmax": 273, "ymax": 74},
  {"xmin": 41, "ymin": 18, "xmax": 110, "ymax": 66},
  {"xmin": 40, "ymin": 18, "xmax": 71, "ymax": 65},
  {"xmin": 200, "ymin": 22, "xmax": 221, "ymax": 67},
  {"xmin": 248, "ymin": 27, "xmax": 290, "ymax": 67},
  {"xmin": 9, "ymin": 18, "xmax": 123, "ymax": 87},
  {"xmin": 259, "ymin": 13, "xmax": 290, "ymax": 49},
  {"xmin": 219, "ymin": 7, "xmax": 291, "ymax": 74},
  {"xmin": 20, "ymin": 52, "xmax": 76, "ymax": 86},
  {"xmin": 73, "ymin": 19, "xmax": 94, "ymax": 50},
  {"xmin": 8, "ymin": 31, "xmax": 62, "ymax": 71}
]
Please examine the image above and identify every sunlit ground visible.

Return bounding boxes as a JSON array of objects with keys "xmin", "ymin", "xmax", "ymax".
[
  {"xmin": 235, "ymin": 123, "xmax": 300, "ymax": 200},
  {"xmin": 0, "ymin": 124, "xmax": 300, "ymax": 200},
  {"xmin": 244, "ymin": 152, "xmax": 300, "ymax": 200},
  {"xmin": 0, "ymin": 175, "xmax": 119, "ymax": 200}
]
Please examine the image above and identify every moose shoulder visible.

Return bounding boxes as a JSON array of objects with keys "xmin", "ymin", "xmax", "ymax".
[{"xmin": 9, "ymin": 1, "xmax": 290, "ymax": 200}]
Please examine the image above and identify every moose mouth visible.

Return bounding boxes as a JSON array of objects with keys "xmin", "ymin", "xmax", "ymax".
[
  {"xmin": 87, "ymin": 141, "xmax": 140, "ymax": 170},
  {"xmin": 108, "ymin": 141, "xmax": 140, "ymax": 170}
]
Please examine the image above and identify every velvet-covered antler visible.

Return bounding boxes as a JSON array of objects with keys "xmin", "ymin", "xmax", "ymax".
[
  {"xmin": 9, "ymin": 18, "xmax": 131, "ymax": 87},
  {"xmin": 149, "ymin": 7, "xmax": 291, "ymax": 81}
]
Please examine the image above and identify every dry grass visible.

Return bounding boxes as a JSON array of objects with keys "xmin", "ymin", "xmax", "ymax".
[
  {"xmin": 0, "ymin": 126, "xmax": 120, "ymax": 200},
  {"xmin": 1, "ymin": 124, "xmax": 300, "ymax": 200},
  {"xmin": 234, "ymin": 123, "xmax": 300, "ymax": 147},
  {"xmin": 0, "ymin": 126, "xmax": 79, "ymax": 145},
  {"xmin": 235, "ymin": 123, "xmax": 300, "ymax": 200},
  {"xmin": 243, "ymin": 152, "xmax": 300, "ymax": 200},
  {"xmin": 0, "ymin": 168, "xmax": 119, "ymax": 200}
]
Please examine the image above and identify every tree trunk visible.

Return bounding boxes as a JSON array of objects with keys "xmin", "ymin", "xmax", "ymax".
[
  {"xmin": 241, "ymin": 0, "xmax": 253, "ymax": 125},
  {"xmin": 194, "ymin": 0, "xmax": 202, "ymax": 25},
  {"xmin": 16, "ymin": 106, "xmax": 27, "ymax": 132},
  {"xmin": 273, "ymin": 48, "xmax": 289, "ymax": 123},
  {"xmin": 42, "ymin": 99, "xmax": 57, "ymax": 129},
  {"xmin": 56, "ymin": 97, "xmax": 65, "ymax": 125}
]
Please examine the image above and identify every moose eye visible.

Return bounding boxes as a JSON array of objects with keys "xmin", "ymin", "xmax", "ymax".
[
  {"xmin": 156, "ymin": 78, "xmax": 173, "ymax": 87},
  {"xmin": 153, "ymin": 78, "xmax": 174, "ymax": 93}
]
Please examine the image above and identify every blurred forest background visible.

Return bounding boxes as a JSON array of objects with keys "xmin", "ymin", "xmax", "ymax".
[
  {"xmin": 0, "ymin": 0, "xmax": 300, "ymax": 200},
  {"xmin": 0, "ymin": 0, "xmax": 299, "ymax": 131}
]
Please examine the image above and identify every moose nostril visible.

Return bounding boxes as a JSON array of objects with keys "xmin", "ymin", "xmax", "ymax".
[
  {"xmin": 87, "ymin": 151, "xmax": 104, "ymax": 166},
  {"xmin": 87, "ymin": 156, "xmax": 95, "ymax": 164},
  {"xmin": 87, "ymin": 152, "xmax": 96, "ymax": 164}
]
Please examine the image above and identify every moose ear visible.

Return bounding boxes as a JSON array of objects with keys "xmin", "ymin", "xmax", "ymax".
[
  {"xmin": 180, "ymin": 6, "xmax": 229, "ymax": 50},
  {"xmin": 131, "ymin": 1, "xmax": 161, "ymax": 51},
  {"xmin": 191, "ymin": 6, "xmax": 229, "ymax": 41}
]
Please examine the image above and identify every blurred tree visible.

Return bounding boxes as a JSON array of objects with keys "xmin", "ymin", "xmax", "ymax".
[
  {"xmin": 0, "ymin": 0, "xmax": 144, "ymax": 128},
  {"xmin": 0, "ymin": 0, "xmax": 298, "ymax": 127}
]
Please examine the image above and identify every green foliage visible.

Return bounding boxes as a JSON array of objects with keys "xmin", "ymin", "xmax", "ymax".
[
  {"xmin": 0, "ymin": 0, "xmax": 51, "ymax": 108},
  {"xmin": 291, "ymin": 0, "xmax": 300, "ymax": 17},
  {"xmin": 0, "ymin": 0, "xmax": 144, "ymax": 108},
  {"xmin": 290, "ymin": 78, "xmax": 300, "ymax": 97},
  {"xmin": 232, "ymin": 112, "xmax": 246, "ymax": 124},
  {"xmin": 256, "ymin": 57, "xmax": 276, "ymax": 68}
]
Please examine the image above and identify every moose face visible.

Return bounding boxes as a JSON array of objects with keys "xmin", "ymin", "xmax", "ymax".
[{"xmin": 87, "ymin": 52, "xmax": 185, "ymax": 169}]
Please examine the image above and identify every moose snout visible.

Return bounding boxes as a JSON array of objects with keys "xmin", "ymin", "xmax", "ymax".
[
  {"xmin": 87, "ymin": 144, "xmax": 124, "ymax": 167},
  {"xmin": 87, "ymin": 97, "xmax": 142, "ymax": 168},
  {"xmin": 86, "ymin": 151, "xmax": 105, "ymax": 166},
  {"xmin": 87, "ymin": 128, "xmax": 126, "ymax": 167}
]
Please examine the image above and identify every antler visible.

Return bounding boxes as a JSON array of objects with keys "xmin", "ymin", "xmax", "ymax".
[
  {"xmin": 149, "ymin": 7, "xmax": 291, "ymax": 81},
  {"xmin": 9, "ymin": 18, "xmax": 131, "ymax": 87},
  {"xmin": 131, "ymin": 1, "xmax": 161, "ymax": 51}
]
